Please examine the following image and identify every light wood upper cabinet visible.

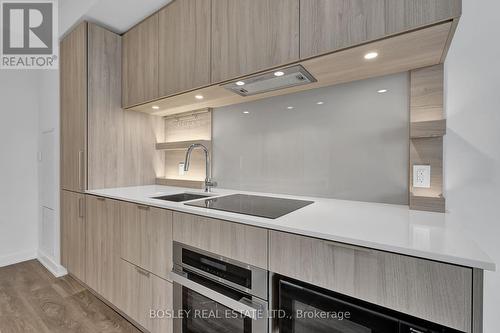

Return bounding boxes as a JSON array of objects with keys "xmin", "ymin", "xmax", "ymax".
[
  {"xmin": 61, "ymin": 190, "xmax": 86, "ymax": 282},
  {"xmin": 121, "ymin": 202, "xmax": 173, "ymax": 280},
  {"xmin": 87, "ymin": 23, "xmax": 161, "ymax": 189},
  {"xmin": 85, "ymin": 196, "xmax": 121, "ymax": 305},
  {"xmin": 385, "ymin": 0, "xmax": 462, "ymax": 35},
  {"xmin": 173, "ymin": 212, "xmax": 268, "ymax": 269},
  {"xmin": 300, "ymin": 0, "xmax": 461, "ymax": 59},
  {"xmin": 300, "ymin": 0, "xmax": 386, "ymax": 59},
  {"xmin": 122, "ymin": 14, "xmax": 159, "ymax": 108},
  {"xmin": 269, "ymin": 231, "xmax": 473, "ymax": 332},
  {"xmin": 158, "ymin": 0, "xmax": 211, "ymax": 97},
  {"xmin": 60, "ymin": 22, "xmax": 87, "ymax": 192},
  {"xmin": 211, "ymin": 0, "xmax": 300, "ymax": 83}
]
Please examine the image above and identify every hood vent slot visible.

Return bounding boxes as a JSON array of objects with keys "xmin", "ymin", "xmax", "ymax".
[{"xmin": 222, "ymin": 65, "xmax": 317, "ymax": 96}]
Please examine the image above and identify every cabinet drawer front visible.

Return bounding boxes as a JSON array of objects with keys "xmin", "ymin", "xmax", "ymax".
[
  {"xmin": 119, "ymin": 259, "xmax": 173, "ymax": 333},
  {"xmin": 269, "ymin": 231, "xmax": 472, "ymax": 332},
  {"xmin": 119, "ymin": 259, "xmax": 152, "ymax": 331},
  {"xmin": 173, "ymin": 212, "xmax": 268, "ymax": 269},
  {"xmin": 121, "ymin": 202, "xmax": 173, "ymax": 280}
]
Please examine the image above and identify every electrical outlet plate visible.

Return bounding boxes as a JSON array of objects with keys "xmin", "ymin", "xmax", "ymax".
[
  {"xmin": 178, "ymin": 162, "xmax": 185, "ymax": 176},
  {"xmin": 413, "ymin": 165, "xmax": 431, "ymax": 188}
]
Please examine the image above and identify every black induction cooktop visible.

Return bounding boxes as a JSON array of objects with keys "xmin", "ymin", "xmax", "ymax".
[{"xmin": 185, "ymin": 194, "xmax": 314, "ymax": 219}]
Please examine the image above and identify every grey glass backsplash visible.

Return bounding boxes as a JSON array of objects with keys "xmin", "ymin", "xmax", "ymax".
[{"xmin": 213, "ymin": 73, "xmax": 409, "ymax": 205}]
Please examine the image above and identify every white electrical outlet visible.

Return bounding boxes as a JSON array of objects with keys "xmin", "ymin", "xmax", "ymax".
[
  {"xmin": 178, "ymin": 162, "xmax": 185, "ymax": 176},
  {"xmin": 413, "ymin": 165, "xmax": 431, "ymax": 188}
]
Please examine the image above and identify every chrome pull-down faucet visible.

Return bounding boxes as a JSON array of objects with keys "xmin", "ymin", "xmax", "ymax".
[{"xmin": 184, "ymin": 143, "xmax": 217, "ymax": 192}]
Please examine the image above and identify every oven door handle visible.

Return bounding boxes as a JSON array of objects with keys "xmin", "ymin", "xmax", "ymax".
[{"xmin": 171, "ymin": 270, "xmax": 265, "ymax": 321}]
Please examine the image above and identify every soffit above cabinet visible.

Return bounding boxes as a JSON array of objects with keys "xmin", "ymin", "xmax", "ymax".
[{"xmin": 129, "ymin": 21, "xmax": 454, "ymax": 116}]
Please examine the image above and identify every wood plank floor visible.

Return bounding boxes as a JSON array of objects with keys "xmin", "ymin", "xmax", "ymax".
[{"xmin": 0, "ymin": 260, "xmax": 142, "ymax": 333}]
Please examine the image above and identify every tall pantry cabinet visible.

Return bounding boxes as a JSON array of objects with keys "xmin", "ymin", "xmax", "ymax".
[{"xmin": 60, "ymin": 22, "xmax": 162, "ymax": 284}]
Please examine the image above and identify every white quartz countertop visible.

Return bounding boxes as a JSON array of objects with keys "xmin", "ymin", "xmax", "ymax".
[{"xmin": 87, "ymin": 185, "xmax": 495, "ymax": 271}]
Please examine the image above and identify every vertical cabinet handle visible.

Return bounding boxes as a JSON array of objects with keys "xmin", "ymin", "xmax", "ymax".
[
  {"xmin": 78, "ymin": 150, "xmax": 85, "ymax": 190},
  {"xmin": 78, "ymin": 198, "xmax": 85, "ymax": 218}
]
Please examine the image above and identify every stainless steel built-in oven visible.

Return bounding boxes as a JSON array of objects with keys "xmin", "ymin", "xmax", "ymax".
[
  {"xmin": 171, "ymin": 242, "xmax": 269, "ymax": 333},
  {"xmin": 275, "ymin": 276, "xmax": 465, "ymax": 333}
]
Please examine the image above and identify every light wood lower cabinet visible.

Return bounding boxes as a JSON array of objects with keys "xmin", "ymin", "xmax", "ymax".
[
  {"xmin": 118, "ymin": 259, "xmax": 173, "ymax": 333},
  {"xmin": 269, "ymin": 231, "xmax": 472, "ymax": 332},
  {"xmin": 172, "ymin": 212, "xmax": 268, "ymax": 269},
  {"xmin": 121, "ymin": 202, "xmax": 173, "ymax": 280},
  {"xmin": 85, "ymin": 196, "xmax": 121, "ymax": 304},
  {"xmin": 61, "ymin": 190, "xmax": 86, "ymax": 282}
]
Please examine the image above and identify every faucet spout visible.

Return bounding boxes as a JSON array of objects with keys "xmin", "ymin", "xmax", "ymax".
[{"xmin": 184, "ymin": 143, "xmax": 216, "ymax": 192}]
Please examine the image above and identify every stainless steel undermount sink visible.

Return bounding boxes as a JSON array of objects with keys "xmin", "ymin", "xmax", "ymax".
[{"xmin": 152, "ymin": 193, "xmax": 212, "ymax": 203}]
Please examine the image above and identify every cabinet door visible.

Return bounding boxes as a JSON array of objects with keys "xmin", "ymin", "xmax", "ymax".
[
  {"xmin": 173, "ymin": 212, "xmax": 268, "ymax": 269},
  {"xmin": 85, "ymin": 196, "xmax": 121, "ymax": 304},
  {"xmin": 269, "ymin": 231, "xmax": 472, "ymax": 332},
  {"xmin": 158, "ymin": 0, "xmax": 211, "ymax": 97},
  {"xmin": 150, "ymin": 274, "xmax": 173, "ymax": 333},
  {"xmin": 122, "ymin": 14, "xmax": 159, "ymax": 108},
  {"xmin": 121, "ymin": 202, "xmax": 173, "ymax": 279},
  {"xmin": 300, "ymin": 0, "xmax": 386, "ymax": 59},
  {"xmin": 119, "ymin": 260, "xmax": 153, "ymax": 331},
  {"xmin": 61, "ymin": 190, "xmax": 86, "ymax": 282},
  {"xmin": 60, "ymin": 22, "xmax": 87, "ymax": 192},
  {"xmin": 385, "ymin": 0, "xmax": 461, "ymax": 35},
  {"xmin": 118, "ymin": 259, "xmax": 173, "ymax": 333},
  {"xmin": 211, "ymin": 0, "xmax": 300, "ymax": 83}
]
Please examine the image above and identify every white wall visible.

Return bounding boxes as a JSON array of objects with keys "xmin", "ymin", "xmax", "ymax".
[
  {"xmin": 0, "ymin": 71, "xmax": 40, "ymax": 266},
  {"xmin": 444, "ymin": 0, "xmax": 500, "ymax": 330}
]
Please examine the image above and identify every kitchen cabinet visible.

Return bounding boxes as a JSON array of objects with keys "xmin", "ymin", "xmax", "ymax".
[
  {"xmin": 61, "ymin": 190, "xmax": 86, "ymax": 282},
  {"xmin": 300, "ymin": 0, "xmax": 386, "ymax": 59},
  {"xmin": 60, "ymin": 22, "xmax": 87, "ymax": 192},
  {"xmin": 60, "ymin": 22, "xmax": 161, "ymax": 192},
  {"xmin": 122, "ymin": 14, "xmax": 159, "ymax": 108},
  {"xmin": 211, "ymin": 0, "xmax": 300, "ymax": 83},
  {"xmin": 150, "ymin": 273, "xmax": 174, "ymax": 333},
  {"xmin": 121, "ymin": 202, "xmax": 173, "ymax": 280},
  {"xmin": 158, "ymin": 0, "xmax": 211, "ymax": 97},
  {"xmin": 172, "ymin": 212, "xmax": 268, "ymax": 269},
  {"xmin": 385, "ymin": 0, "xmax": 462, "ymax": 35},
  {"xmin": 300, "ymin": 0, "xmax": 461, "ymax": 59},
  {"xmin": 118, "ymin": 259, "xmax": 173, "ymax": 333},
  {"xmin": 269, "ymin": 231, "xmax": 473, "ymax": 332},
  {"xmin": 85, "ymin": 196, "xmax": 121, "ymax": 304}
]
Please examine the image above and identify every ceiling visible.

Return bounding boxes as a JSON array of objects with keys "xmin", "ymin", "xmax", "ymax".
[{"xmin": 59, "ymin": 0, "xmax": 172, "ymax": 37}]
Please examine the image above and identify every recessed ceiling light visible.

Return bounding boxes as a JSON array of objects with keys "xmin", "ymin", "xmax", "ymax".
[
  {"xmin": 274, "ymin": 71, "xmax": 285, "ymax": 77},
  {"xmin": 236, "ymin": 81, "xmax": 245, "ymax": 86},
  {"xmin": 364, "ymin": 52, "xmax": 378, "ymax": 60},
  {"xmin": 316, "ymin": 101, "xmax": 324, "ymax": 105},
  {"xmin": 152, "ymin": 105, "xmax": 160, "ymax": 110},
  {"xmin": 377, "ymin": 89, "xmax": 388, "ymax": 93},
  {"xmin": 195, "ymin": 95, "xmax": 204, "ymax": 100},
  {"xmin": 287, "ymin": 106, "xmax": 294, "ymax": 110},
  {"xmin": 243, "ymin": 111, "xmax": 250, "ymax": 114}
]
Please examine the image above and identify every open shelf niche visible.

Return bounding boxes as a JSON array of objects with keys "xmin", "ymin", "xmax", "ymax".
[
  {"xmin": 155, "ymin": 108, "xmax": 212, "ymax": 189},
  {"xmin": 409, "ymin": 64, "xmax": 446, "ymax": 213}
]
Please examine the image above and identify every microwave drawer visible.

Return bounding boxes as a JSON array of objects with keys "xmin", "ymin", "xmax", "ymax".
[{"xmin": 269, "ymin": 231, "xmax": 472, "ymax": 333}]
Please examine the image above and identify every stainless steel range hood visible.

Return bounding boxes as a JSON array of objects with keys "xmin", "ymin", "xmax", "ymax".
[{"xmin": 222, "ymin": 65, "xmax": 317, "ymax": 96}]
